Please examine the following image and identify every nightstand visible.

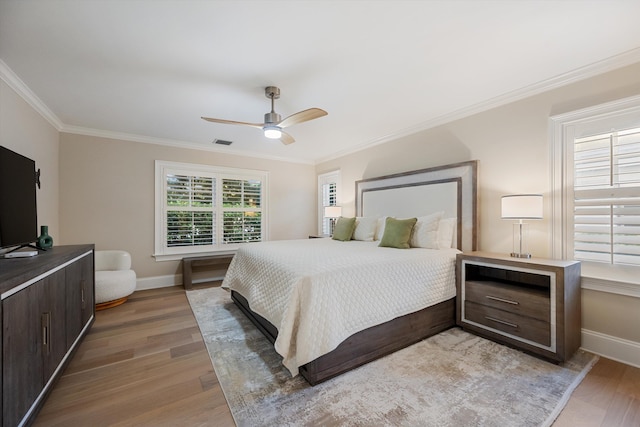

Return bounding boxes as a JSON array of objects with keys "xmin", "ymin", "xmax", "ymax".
[{"xmin": 456, "ymin": 252, "xmax": 581, "ymax": 362}]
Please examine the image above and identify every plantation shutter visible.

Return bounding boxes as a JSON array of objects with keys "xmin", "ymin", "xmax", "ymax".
[
  {"xmin": 166, "ymin": 174, "xmax": 215, "ymax": 247},
  {"xmin": 573, "ymin": 127, "xmax": 640, "ymax": 266},
  {"xmin": 222, "ymin": 178, "xmax": 263, "ymax": 243},
  {"xmin": 156, "ymin": 161, "xmax": 268, "ymax": 258},
  {"xmin": 321, "ymin": 182, "xmax": 337, "ymax": 235}
]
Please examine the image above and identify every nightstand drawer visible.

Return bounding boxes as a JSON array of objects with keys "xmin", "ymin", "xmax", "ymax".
[
  {"xmin": 465, "ymin": 280, "xmax": 550, "ymax": 322},
  {"xmin": 465, "ymin": 301, "xmax": 551, "ymax": 346}
]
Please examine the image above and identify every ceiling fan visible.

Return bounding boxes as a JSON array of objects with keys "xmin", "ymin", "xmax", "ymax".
[{"xmin": 201, "ymin": 86, "xmax": 327, "ymax": 145}]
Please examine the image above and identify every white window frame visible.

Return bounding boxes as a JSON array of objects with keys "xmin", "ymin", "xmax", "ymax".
[
  {"xmin": 317, "ymin": 170, "xmax": 341, "ymax": 235},
  {"xmin": 550, "ymin": 94, "xmax": 640, "ymax": 297},
  {"xmin": 154, "ymin": 160, "xmax": 268, "ymax": 261}
]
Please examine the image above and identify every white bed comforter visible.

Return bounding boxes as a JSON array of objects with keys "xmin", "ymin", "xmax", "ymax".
[{"xmin": 222, "ymin": 238, "xmax": 459, "ymax": 376}]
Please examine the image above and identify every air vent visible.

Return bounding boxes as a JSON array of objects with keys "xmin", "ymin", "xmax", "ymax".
[{"xmin": 213, "ymin": 139, "xmax": 233, "ymax": 146}]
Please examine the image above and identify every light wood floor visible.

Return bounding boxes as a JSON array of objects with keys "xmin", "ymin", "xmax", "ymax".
[
  {"xmin": 34, "ymin": 284, "xmax": 639, "ymax": 426},
  {"xmin": 34, "ymin": 283, "xmax": 234, "ymax": 427}
]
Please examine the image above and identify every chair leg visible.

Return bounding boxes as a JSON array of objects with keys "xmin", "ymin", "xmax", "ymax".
[{"xmin": 95, "ymin": 296, "xmax": 129, "ymax": 311}]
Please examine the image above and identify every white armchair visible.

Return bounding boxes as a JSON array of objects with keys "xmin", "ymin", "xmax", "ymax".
[{"xmin": 95, "ymin": 250, "xmax": 137, "ymax": 310}]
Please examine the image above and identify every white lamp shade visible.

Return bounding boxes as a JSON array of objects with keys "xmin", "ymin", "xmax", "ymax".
[
  {"xmin": 501, "ymin": 194, "xmax": 543, "ymax": 219},
  {"xmin": 324, "ymin": 206, "xmax": 342, "ymax": 218}
]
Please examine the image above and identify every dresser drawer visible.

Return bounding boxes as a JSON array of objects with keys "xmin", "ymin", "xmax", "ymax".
[
  {"xmin": 465, "ymin": 300, "xmax": 551, "ymax": 346},
  {"xmin": 464, "ymin": 280, "xmax": 550, "ymax": 322}
]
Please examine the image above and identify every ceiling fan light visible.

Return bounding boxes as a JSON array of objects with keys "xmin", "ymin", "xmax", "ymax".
[{"xmin": 264, "ymin": 126, "xmax": 282, "ymax": 139}]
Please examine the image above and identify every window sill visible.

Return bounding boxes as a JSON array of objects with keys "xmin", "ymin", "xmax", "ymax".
[
  {"xmin": 580, "ymin": 262, "xmax": 640, "ymax": 298},
  {"xmin": 153, "ymin": 249, "xmax": 237, "ymax": 262}
]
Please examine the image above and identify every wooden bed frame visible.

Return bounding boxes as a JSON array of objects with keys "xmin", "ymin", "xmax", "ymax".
[
  {"xmin": 232, "ymin": 290, "xmax": 455, "ymax": 385},
  {"xmin": 232, "ymin": 161, "xmax": 478, "ymax": 385}
]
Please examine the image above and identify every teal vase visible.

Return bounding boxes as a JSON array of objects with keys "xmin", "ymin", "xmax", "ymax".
[{"xmin": 37, "ymin": 225, "xmax": 53, "ymax": 250}]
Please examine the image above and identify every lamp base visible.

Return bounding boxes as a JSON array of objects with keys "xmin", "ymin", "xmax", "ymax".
[
  {"xmin": 510, "ymin": 222, "xmax": 531, "ymax": 259},
  {"xmin": 510, "ymin": 252, "xmax": 532, "ymax": 259}
]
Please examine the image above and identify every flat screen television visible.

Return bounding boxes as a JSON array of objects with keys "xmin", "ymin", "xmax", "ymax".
[{"xmin": 0, "ymin": 146, "xmax": 38, "ymax": 250}]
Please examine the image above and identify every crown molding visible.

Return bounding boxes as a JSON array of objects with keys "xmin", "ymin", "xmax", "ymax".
[
  {"xmin": 315, "ymin": 47, "xmax": 640, "ymax": 164},
  {"xmin": 60, "ymin": 124, "xmax": 315, "ymax": 165},
  {"xmin": 0, "ymin": 59, "xmax": 64, "ymax": 131}
]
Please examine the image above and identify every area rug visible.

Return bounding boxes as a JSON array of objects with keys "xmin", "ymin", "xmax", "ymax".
[{"xmin": 187, "ymin": 287, "xmax": 597, "ymax": 427}]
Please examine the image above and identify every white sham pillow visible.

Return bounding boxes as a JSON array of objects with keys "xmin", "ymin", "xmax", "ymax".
[
  {"xmin": 374, "ymin": 216, "xmax": 387, "ymax": 241},
  {"xmin": 352, "ymin": 216, "xmax": 378, "ymax": 241},
  {"xmin": 437, "ymin": 217, "xmax": 456, "ymax": 249},
  {"xmin": 410, "ymin": 211, "xmax": 443, "ymax": 249}
]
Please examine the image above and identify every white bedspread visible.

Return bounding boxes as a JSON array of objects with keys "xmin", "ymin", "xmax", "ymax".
[{"xmin": 222, "ymin": 238, "xmax": 459, "ymax": 376}]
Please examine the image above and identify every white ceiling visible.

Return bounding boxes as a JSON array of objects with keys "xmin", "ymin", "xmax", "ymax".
[{"xmin": 1, "ymin": 1, "xmax": 640, "ymax": 164}]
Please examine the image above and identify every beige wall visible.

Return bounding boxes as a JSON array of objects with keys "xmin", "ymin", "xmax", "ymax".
[
  {"xmin": 58, "ymin": 134, "xmax": 316, "ymax": 278},
  {"xmin": 582, "ymin": 289, "xmax": 640, "ymax": 341},
  {"xmin": 316, "ymin": 62, "xmax": 640, "ymax": 346},
  {"xmin": 0, "ymin": 80, "xmax": 59, "ymax": 242}
]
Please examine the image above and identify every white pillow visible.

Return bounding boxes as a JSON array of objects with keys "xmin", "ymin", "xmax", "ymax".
[
  {"xmin": 410, "ymin": 211, "xmax": 443, "ymax": 248},
  {"xmin": 352, "ymin": 217, "xmax": 378, "ymax": 241},
  {"xmin": 437, "ymin": 217, "xmax": 456, "ymax": 249},
  {"xmin": 374, "ymin": 216, "xmax": 387, "ymax": 241}
]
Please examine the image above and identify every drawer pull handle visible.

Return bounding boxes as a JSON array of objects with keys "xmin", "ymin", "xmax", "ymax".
[
  {"xmin": 486, "ymin": 295, "xmax": 519, "ymax": 305},
  {"xmin": 81, "ymin": 283, "xmax": 86, "ymax": 309},
  {"xmin": 485, "ymin": 316, "xmax": 518, "ymax": 328},
  {"xmin": 41, "ymin": 312, "xmax": 51, "ymax": 355}
]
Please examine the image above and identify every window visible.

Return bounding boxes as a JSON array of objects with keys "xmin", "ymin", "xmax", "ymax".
[
  {"xmin": 317, "ymin": 170, "xmax": 341, "ymax": 235},
  {"xmin": 573, "ymin": 128, "xmax": 640, "ymax": 266},
  {"xmin": 550, "ymin": 94, "xmax": 640, "ymax": 296},
  {"xmin": 155, "ymin": 161, "xmax": 267, "ymax": 260}
]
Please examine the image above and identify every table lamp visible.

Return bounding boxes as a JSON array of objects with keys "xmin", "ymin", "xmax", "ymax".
[{"xmin": 501, "ymin": 194, "xmax": 543, "ymax": 258}]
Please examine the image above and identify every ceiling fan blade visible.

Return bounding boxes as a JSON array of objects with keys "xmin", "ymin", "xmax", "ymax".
[
  {"xmin": 277, "ymin": 108, "xmax": 327, "ymax": 128},
  {"xmin": 279, "ymin": 130, "xmax": 295, "ymax": 145},
  {"xmin": 201, "ymin": 116, "xmax": 264, "ymax": 129}
]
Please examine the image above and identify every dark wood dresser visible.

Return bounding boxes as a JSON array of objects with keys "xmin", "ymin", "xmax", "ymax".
[{"xmin": 1, "ymin": 245, "xmax": 95, "ymax": 427}]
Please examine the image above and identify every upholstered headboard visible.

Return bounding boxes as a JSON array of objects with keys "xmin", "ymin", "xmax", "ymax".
[{"xmin": 355, "ymin": 161, "xmax": 478, "ymax": 252}]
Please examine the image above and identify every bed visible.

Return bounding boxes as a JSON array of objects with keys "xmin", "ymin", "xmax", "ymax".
[{"xmin": 223, "ymin": 161, "xmax": 478, "ymax": 385}]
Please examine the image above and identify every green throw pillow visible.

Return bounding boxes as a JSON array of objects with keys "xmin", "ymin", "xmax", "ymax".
[
  {"xmin": 378, "ymin": 217, "xmax": 418, "ymax": 249},
  {"xmin": 332, "ymin": 217, "xmax": 357, "ymax": 241}
]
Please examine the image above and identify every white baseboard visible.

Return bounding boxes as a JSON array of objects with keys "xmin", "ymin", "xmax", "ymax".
[
  {"xmin": 581, "ymin": 328, "xmax": 640, "ymax": 368},
  {"xmin": 135, "ymin": 274, "xmax": 226, "ymax": 291},
  {"xmin": 135, "ymin": 275, "xmax": 178, "ymax": 290}
]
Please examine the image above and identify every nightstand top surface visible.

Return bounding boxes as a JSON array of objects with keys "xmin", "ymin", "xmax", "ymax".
[{"xmin": 459, "ymin": 251, "xmax": 580, "ymax": 269}]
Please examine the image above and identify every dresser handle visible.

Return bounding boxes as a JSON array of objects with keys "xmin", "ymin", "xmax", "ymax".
[
  {"xmin": 41, "ymin": 312, "xmax": 51, "ymax": 355},
  {"xmin": 81, "ymin": 283, "xmax": 86, "ymax": 309},
  {"xmin": 486, "ymin": 295, "xmax": 519, "ymax": 305},
  {"xmin": 485, "ymin": 316, "xmax": 518, "ymax": 328}
]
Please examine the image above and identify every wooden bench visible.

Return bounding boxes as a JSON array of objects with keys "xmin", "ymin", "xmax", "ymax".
[{"xmin": 182, "ymin": 254, "xmax": 234, "ymax": 290}]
